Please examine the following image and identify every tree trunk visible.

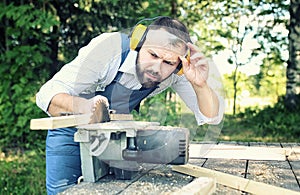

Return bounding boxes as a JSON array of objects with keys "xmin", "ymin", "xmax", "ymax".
[
  {"xmin": 171, "ymin": 0, "xmax": 177, "ymax": 17},
  {"xmin": 232, "ymin": 66, "xmax": 238, "ymax": 115},
  {"xmin": 285, "ymin": 0, "xmax": 300, "ymax": 110}
]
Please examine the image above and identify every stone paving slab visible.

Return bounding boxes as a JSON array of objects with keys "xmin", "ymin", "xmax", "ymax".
[{"xmin": 60, "ymin": 142, "xmax": 300, "ymax": 194}]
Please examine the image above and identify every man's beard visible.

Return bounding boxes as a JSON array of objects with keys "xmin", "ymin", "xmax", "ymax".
[{"xmin": 136, "ymin": 63, "xmax": 161, "ymax": 89}]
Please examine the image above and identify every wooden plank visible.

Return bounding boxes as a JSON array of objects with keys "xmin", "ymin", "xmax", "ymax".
[
  {"xmin": 30, "ymin": 114, "xmax": 133, "ymax": 130},
  {"xmin": 110, "ymin": 113, "xmax": 133, "ymax": 121},
  {"xmin": 75, "ymin": 121, "xmax": 160, "ymax": 131},
  {"xmin": 30, "ymin": 114, "xmax": 91, "ymax": 130},
  {"xmin": 170, "ymin": 177, "xmax": 216, "ymax": 195},
  {"xmin": 247, "ymin": 142, "xmax": 300, "ymax": 192},
  {"xmin": 283, "ymin": 143, "xmax": 300, "ymax": 161},
  {"xmin": 172, "ymin": 164, "xmax": 300, "ymax": 195},
  {"xmin": 189, "ymin": 143, "xmax": 289, "ymax": 161}
]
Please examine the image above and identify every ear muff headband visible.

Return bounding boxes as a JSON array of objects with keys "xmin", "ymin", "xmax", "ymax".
[{"xmin": 129, "ymin": 16, "xmax": 164, "ymax": 51}]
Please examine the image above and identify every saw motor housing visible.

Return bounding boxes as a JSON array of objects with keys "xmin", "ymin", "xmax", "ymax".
[{"xmin": 74, "ymin": 121, "xmax": 189, "ymax": 182}]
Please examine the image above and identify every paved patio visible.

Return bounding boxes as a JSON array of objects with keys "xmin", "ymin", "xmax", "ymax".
[{"xmin": 61, "ymin": 141, "xmax": 300, "ymax": 194}]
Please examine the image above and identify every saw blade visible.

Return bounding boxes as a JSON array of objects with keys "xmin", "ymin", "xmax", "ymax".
[{"xmin": 89, "ymin": 100, "xmax": 110, "ymax": 123}]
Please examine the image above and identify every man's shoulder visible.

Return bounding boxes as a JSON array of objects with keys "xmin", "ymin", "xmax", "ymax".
[
  {"xmin": 80, "ymin": 32, "xmax": 124, "ymax": 59},
  {"xmin": 91, "ymin": 32, "xmax": 122, "ymax": 43}
]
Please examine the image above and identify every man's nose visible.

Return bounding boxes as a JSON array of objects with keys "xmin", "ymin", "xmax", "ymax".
[{"xmin": 151, "ymin": 59, "xmax": 163, "ymax": 73}]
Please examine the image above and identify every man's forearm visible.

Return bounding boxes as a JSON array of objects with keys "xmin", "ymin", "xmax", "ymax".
[
  {"xmin": 47, "ymin": 93, "xmax": 88, "ymax": 116},
  {"xmin": 193, "ymin": 83, "xmax": 219, "ymax": 118}
]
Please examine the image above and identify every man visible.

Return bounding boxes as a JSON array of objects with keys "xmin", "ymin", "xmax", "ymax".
[{"xmin": 36, "ymin": 16, "xmax": 223, "ymax": 194}]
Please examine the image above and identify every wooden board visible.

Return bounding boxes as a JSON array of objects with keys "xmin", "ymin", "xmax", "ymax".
[
  {"xmin": 283, "ymin": 143, "xmax": 300, "ymax": 161},
  {"xmin": 172, "ymin": 164, "xmax": 300, "ymax": 195},
  {"xmin": 170, "ymin": 177, "xmax": 216, "ymax": 195},
  {"xmin": 30, "ymin": 113, "xmax": 134, "ymax": 130},
  {"xmin": 189, "ymin": 143, "xmax": 290, "ymax": 161}
]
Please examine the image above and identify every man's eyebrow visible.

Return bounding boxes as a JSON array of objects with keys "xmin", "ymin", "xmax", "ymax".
[
  {"xmin": 163, "ymin": 59, "xmax": 177, "ymax": 65},
  {"xmin": 147, "ymin": 49, "xmax": 159, "ymax": 56}
]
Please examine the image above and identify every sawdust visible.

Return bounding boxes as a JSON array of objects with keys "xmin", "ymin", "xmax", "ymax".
[{"xmin": 59, "ymin": 165, "xmax": 193, "ymax": 195}]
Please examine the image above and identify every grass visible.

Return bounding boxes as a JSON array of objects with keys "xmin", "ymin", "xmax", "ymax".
[
  {"xmin": 219, "ymin": 114, "xmax": 299, "ymax": 142},
  {"xmin": 176, "ymin": 112, "xmax": 295, "ymax": 143},
  {"xmin": 180, "ymin": 95, "xmax": 300, "ymax": 143},
  {"xmin": 0, "ymin": 148, "xmax": 46, "ymax": 195}
]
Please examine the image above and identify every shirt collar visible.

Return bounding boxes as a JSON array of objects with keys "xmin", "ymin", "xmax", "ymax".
[{"xmin": 119, "ymin": 50, "xmax": 138, "ymax": 76}]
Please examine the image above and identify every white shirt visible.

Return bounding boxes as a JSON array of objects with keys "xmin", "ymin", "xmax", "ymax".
[{"xmin": 36, "ymin": 32, "xmax": 223, "ymax": 125}]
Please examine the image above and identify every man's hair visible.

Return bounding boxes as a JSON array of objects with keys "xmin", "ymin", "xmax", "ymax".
[{"xmin": 149, "ymin": 16, "xmax": 192, "ymax": 43}]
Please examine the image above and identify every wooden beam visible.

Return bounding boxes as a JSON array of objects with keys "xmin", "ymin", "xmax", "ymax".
[
  {"xmin": 170, "ymin": 177, "xmax": 216, "ymax": 195},
  {"xmin": 30, "ymin": 113, "xmax": 133, "ymax": 130},
  {"xmin": 287, "ymin": 148, "xmax": 300, "ymax": 161},
  {"xmin": 172, "ymin": 164, "xmax": 300, "ymax": 195},
  {"xmin": 189, "ymin": 144, "xmax": 290, "ymax": 161}
]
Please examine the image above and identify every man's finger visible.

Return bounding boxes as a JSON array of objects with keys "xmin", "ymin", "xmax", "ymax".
[
  {"xmin": 190, "ymin": 53, "xmax": 205, "ymax": 65},
  {"xmin": 179, "ymin": 56, "xmax": 190, "ymax": 72},
  {"xmin": 187, "ymin": 42, "xmax": 201, "ymax": 53},
  {"xmin": 194, "ymin": 59, "xmax": 209, "ymax": 68}
]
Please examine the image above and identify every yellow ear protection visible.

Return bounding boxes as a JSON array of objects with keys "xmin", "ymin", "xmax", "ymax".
[
  {"xmin": 129, "ymin": 17, "xmax": 190, "ymax": 75},
  {"xmin": 175, "ymin": 49, "xmax": 190, "ymax": 76},
  {"xmin": 129, "ymin": 24, "xmax": 148, "ymax": 52},
  {"xmin": 129, "ymin": 17, "xmax": 163, "ymax": 51}
]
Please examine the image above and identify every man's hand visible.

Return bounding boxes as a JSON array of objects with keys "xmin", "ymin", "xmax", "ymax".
[
  {"xmin": 180, "ymin": 42, "xmax": 209, "ymax": 88},
  {"xmin": 179, "ymin": 43, "xmax": 219, "ymax": 118}
]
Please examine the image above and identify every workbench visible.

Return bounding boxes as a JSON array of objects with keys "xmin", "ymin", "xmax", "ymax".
[{"xmin": 59, "ymin": 141, "xmax": 300, "ymax": 194}]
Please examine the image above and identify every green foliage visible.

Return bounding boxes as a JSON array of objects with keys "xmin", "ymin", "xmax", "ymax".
[
  {"xmin": 0, "ymin": 0, "xmax": 156, "ymax": 150},
  {"xmin": 133, "ymin": 88, "xmax": 181, "ymax": 126},
  {"xmin": 220, "ymin": 95, "xmax": 300, "ymax": 142},
  {"xmin": 242, "ymin": 95, "xmax": 300, "ymax": 141},
  {"xmin": 0, "ymin": 149, "xmax": 46, "ymax": 195},
  {"xmin": 0, "ymin": 3, "xmax": 56, "ymax": 149},
  {"xmin": 184, "ymin": 0, "xmax": 289, "ymax": 115},
  {"xmin": 55, "ymin": 0, "xmax": 147, "ymax": 63}
]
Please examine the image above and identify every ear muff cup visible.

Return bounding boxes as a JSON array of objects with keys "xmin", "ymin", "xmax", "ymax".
[
  {"xmin": 130, "ymin": 24, "xmax": 148, "ymax": 51},
  {"xmin": 175, "ymin": 49, "xmax": 190, "ymax": 76}
]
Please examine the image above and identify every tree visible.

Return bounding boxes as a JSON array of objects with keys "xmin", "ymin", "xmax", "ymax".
[
  {"xmin": 0, "ymin": 0, "xmax": 189, "ymax": 148},
  {"xmin": 0, "ymin": 0, "xmax": 295, "ymax": 149},
  {"xmin": 285, "ymin": 0, "xmax": 300, "ymax": 110},
  {"xmin": 0, "ymin": 2, "xmax": 59, "ymax": 148},
  {"xmin": 179, "ymin": 0, "xmax": 289, "ymax": 114},
  {"xmin": 0, "ymin": 0, "xmax": 162, "ymax": 149}
]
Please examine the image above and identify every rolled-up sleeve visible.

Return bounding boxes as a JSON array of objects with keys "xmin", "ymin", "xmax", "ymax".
[{"xmin": 36, "ymin": 32, "xmax": 122, "ymax": 114}]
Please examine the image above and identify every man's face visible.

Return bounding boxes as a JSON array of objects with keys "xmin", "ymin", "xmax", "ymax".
[{"xmin": 136, "ymin": 29, "xmax": 188, "ymax": 88}]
